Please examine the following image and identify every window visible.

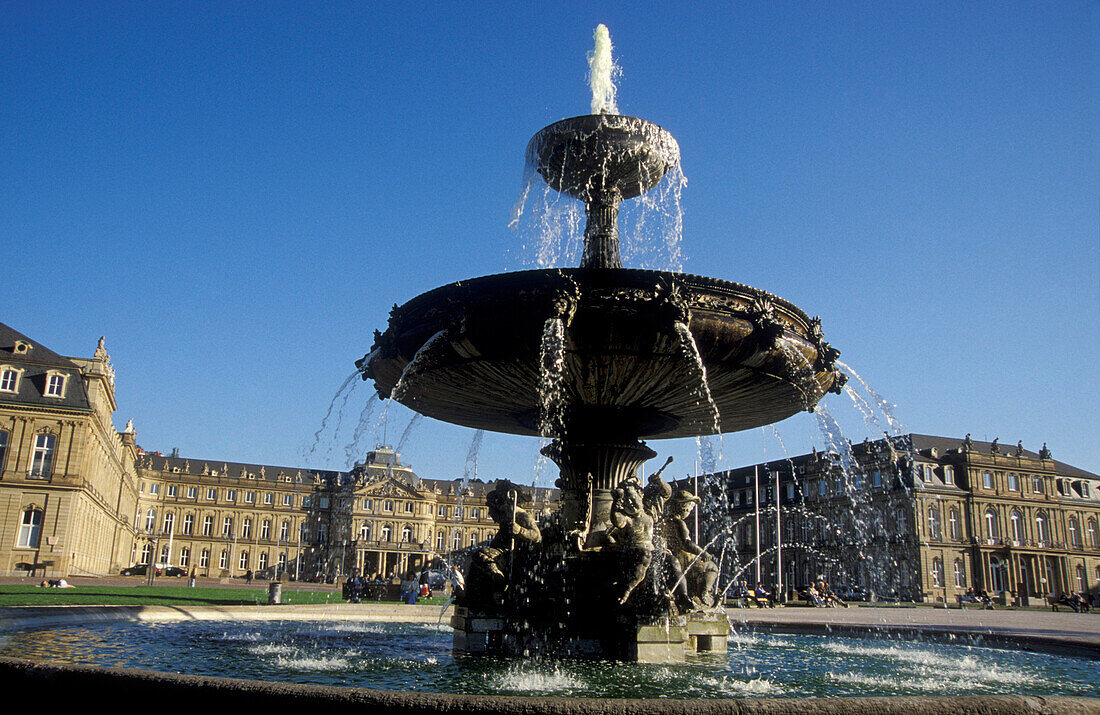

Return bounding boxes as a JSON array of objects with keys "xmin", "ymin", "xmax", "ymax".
[
  {"xmin": 199, "ymin": 549, "xmax": 209, "ymax": 568},
  {"xmin": 436, "ymin": 531, "xmax": 445, "ymax": 550},
  {"xmin": 278, "ymin": 553, "xmax": 287, "ymax": 570},
  {"xmin": 0, "ymin": 368, "xmax": 20, "ymax": 392},
  {"xmin": 317, "ymin": 523, "xmax": 327, "ymax": 543},
  {"xmin": 162, "ymin": 512, "xmax": 174, "ymax": 534},
  {"xmin": 260, "ymin": 520, "xmax": 271, "ymax": 540},
  {"xmin": 1032, "ymin": 477, "xmax": 1043, "ymax": 494},
  {"xmin": 872, "ymin": 470, "xmax": 882, "ymax": 488},
  {"xmin": 953, "ymin": 559, "xmax": 965, "ymax": 588},
  {"xmin": 921, "ymin": 465, "xmax": 934, "ymax": 483},
  {"xmin": 472, "ymin": 507, "xmax": 481, "ymax": 519},
  {"xmin": 280, "ymin": 520, "xmax": 289, "ymax": 542},
  {"xmin": 381, "ymin": 525, "xmax": 392, "ymax": 542},
  {"xmin": 364, "ymin": 498, "xmax": 373, "ymax": 511},
  {"xmin": 183, "ymin": 514, "xmax": 194, "ymax": 535},
  {"xmin": 258, "ymin": 552, "xmax": 268, "ymax": 570},
  {"xmin": 245, "ymin": 491, "xmax": 255, "ymax": 503},
  {"xmin": 283, "ymin": 494, "xmax": 292, "ymax": 506},
  {"xmin": 404, "ymin": 502, "xmax": 414, "ymax": 513},
  {"xmin": 943, "ymin": 466, "xmax": 954, "ymax": 485},
  {"xmin": 160, "ymin": 544, "xmax": 169, "ymax": 563},
  {"xmin": 470, "ymin": 533, "xmax": 478, "ymax": 547},
  {"xmin": 949, "ymin": 508, "xmax": 960, "ymax": 540},
  {"xmin": 187, "ymin": 487, "xmax": 197, "ymax": 499},
  {"xmin": 1082, "ymin": 482, "xmax": 1091, "ymax": 498},
  {"xmin": 1088, "ymin": 518, "xmax": 1098, "ymax": 549},
  {"xmin": 401, "ymin": 526, "xmax": 412, "ymax": 542},
  {"xmin": 219, "ymin": 550, "xmax": 228, "ymax": 569},
  {"xmin": 985, "ymin": 510, "xmax": 999, "ymax": 540},
  {"xmin": 931, "ymin": 558, "xmax": 943, "ymax": 587},
  {"xmin": 455, "ymin": 507, "xmax": 464, "ymax": 519},
  {"xmin": 982, "ymin": 471, "xmax": 994, "ymax": 489},
  {"xmin": 44, "ymin": 373, "xmax": 66, "ymax": 397},
  {"xmin": 0, "ymin": 430, "xmax": 8, "ymax": 469},
  {"xmin": 360, "ymin": 522, "xmax": 370, "ymax": 540},
  {"xmin": 144, "ymin": 509, "xmax": 156, "ymax": 532},
  {"xmin": 928, "ymin": 507, "xmax": 941, "ymax": 540},
  {"xmin": 438, "ymin": 505, "xmax": 446, "ymax": 517},
  {"xmin": 1010, "ymin": 510, "xmax": 1022, "ymax": 542},
  {"xmin": 17, "ymin": 508, "xmax": 43, "ymax": 548},
  {"xmin": 318, "ymin": 496, "xmax": 330, "ymax": 509},
  {"xmin": 180, "ymin": 547, "xmax": 190, "ymax": 567},
  {"xmin": 202, "ymin": 516, "xmax": 213, "ymax": 536},
  {"xmin": 167, "ymin": 485, "xmax": 177, "ymax": 497},
  {"xmin": 206, "ymin": 488, "xmax": 217, "ymax": 500},
  {"xmin": 1007, "ymin": 473, "xmax": 1019, "ymax": 491},
  {"xmin": 384, "ymin": 500, "xmax": 394, "ymax": 512},
  {"xmin": 239, "ymin": 551, "xmax": 249, "ymax": 570},
  {"xmin": 226, "ymin": 490, "xmax": 236, "ymax": 502},
  {"xmin": 241, "ymin": 518, "xmax": 252, "ymax": 539},
  {"xmin": 1035, "ymin": 514, "xmax": 1048, "ymax": 544},
  {"xmin": 263, "ymin": 493, "xmax": 273, "ymax": 505},
  {"xmin": 149, "ymin": 483, "xmax": 159, "ymax": 495},
  {"xmin": 30, "ymin": 433, "xmax": 55, "ymax": 478},
  {"xmin": 223, "ymin": 517, "xmax": 233, "ymax": 537},
  {"xmin": 1076, "ymin": 565, "xmax": 1086, "ymax": 592},
  {"xmin": 302, "ymin": 495, "xmax": 311, "ymax": 508},
  {"xmin": 1068, "ymin": 518, "xmax": 1080, "ymax": 548}
]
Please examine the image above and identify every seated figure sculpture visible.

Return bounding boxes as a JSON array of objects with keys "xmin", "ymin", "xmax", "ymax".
[
  {"xmin": 659, "ymin": 489, "xmax": 720, "ymax": 609},
  {"xmin": 462, "ymin": 481, "xmax": 542, "ymax": 610}
]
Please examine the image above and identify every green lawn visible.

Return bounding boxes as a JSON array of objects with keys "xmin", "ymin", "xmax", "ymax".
[{"xmin": 0, "ymin": 585, "xmax": 451, "ymax": 608}]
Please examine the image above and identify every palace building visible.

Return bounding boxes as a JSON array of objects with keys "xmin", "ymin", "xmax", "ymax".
[
  {"xmin": 694, "ymin": 434, "xmax": 1100, "ymax": 605},
  {"xmin": 0, "ymin": 322, "xmax": 556, "ymax": 580}
]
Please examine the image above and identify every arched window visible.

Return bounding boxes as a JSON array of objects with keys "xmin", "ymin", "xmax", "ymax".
[
  {"xmin": 1035, "ymin": 513, "xmax": 1048, "ymax": 544},
  {"xmin": 241, "ymin": 518, "xmax": 252, "ymax": 539},
  {"xmin": 199, "ymin": 549, "xmax": 209, "ymax": 568},
  {"xmin": 380, "ymin": 525, "xmax": 392, "ymax": 542},
  {"xmin": 219, "ymin": 550, "xmax": 228, "ymax": 569},
  {"xmin": 931, "ymin": 558, "xmax": 943, "ymax": 587},
  {"xmin": 260, "ymin": 520, "xmax": 271, "ymax": 540},
  {"xmin": 1010, "ymin": 510, "xmax": 1023, "ymax": 542},
  {"xmin": 258, "ymin": 552, "xmax": 268, "ymax": 570},
  {"xmin": 1068, "ymin": 518, "xmax": 1080, "ymax": 548},
  {"xmin": 401, "ymin": 526, "xmax": 412, "ymax": 543},
  {"xmin": 144, "ymin": 508, "xmax": 156, "ymax": 532},
  {"xmin": 470, "ymin": 533, "xmax": 479, "ymax": 547},
  {"xmin": 928, "ymin": 507, "xmax": 941, "ymax": 540},
  {"xmin": 180, "ymin": 547, "xmax": 190, "ymax": 567},
  {"xmin": 989, "ymin": 557, "xmax": 1006, "ymax": 592},
  {"xmin": 452, "ymin": 532, "xmax": 461, "ymax": 550},
  {"xmin": 436, "ymin": 531, "xmax": 445, "ymax": 550},
  {"xmin": 280, "ymin": 520, "xmax": 290, "ymax": 541},
  {"xmin": 949, "ymin": 508, "xmax": 960, "ymax": 540},
  {"xmin": 985, "ymin": 510, "xmax": 999, "ymax": 540},
  {"xmin": 1075, "ymin": 565, "xmax": 1085, "ymax": 591},
  {"xmin": 239, "ymin": 551, "xmax": 249, "ymax": 570},
  {"xmin": 162, "ymin": 512, "xmax": 175, "ymax": 535},
  {"xmin": 360, "ymin": 522, "xmax": 370, "ymax": 541},
  {"xmin": 17, "ymin": 508, "xmax": 43, "ymax": 548},
  {"xmin": 141, "ymin": 542, "xmax": 152, "ymax": 564},
  {"xmin": 953, "ymin": 559, "xmax": 965, "ymax": 588},
  {"xmin": 1088, "ymin": 518, "xmax": 1098, "ymax": 548}
]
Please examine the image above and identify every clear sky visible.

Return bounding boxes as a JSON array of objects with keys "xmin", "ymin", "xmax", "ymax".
[{"xmin": 3, "ymin": 2, "xmax": 1097, "ymax": 482}]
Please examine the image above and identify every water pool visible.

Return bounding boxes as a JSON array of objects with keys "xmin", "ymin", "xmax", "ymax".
[{"xmin": 2, "ymin": 620, "xmax": 1096, "ymax": 699}]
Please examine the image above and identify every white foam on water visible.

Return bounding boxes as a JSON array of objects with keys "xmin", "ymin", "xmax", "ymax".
[
  {"xmin": 712, "ymin": 676, "xmax": 783, "ymax": 696},
  {"xmin": 829, "ymin": 670, "xmax": 986, "ymax": 693},
  {"xmin": 496, "ymin": 665, "xmax": 586, "ymax": 693},
  {"xmin": 823, "ymin": 642, "xmax": 1034, "ymax": 689},
  {"xmin": 275, "ymin": 654, "xmax": 352, "ymax": 671},
  {"xmin": 321, "ymin": 622, "xmax": 390, "ymax": 635},
  {"xmin": 248, "ymin": 643, "xmax": 296, "ymax": 656}
]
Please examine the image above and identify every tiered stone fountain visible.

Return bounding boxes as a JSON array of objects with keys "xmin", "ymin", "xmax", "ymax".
[{"xmin": 359, "ymin": 27, "xmax": 844, "ymax": 662}]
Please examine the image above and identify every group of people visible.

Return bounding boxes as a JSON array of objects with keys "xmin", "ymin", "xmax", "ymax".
[
  {"xmin": 730, "ymin": 581, "xmax": 776, "ymax": 608},
  {"xmin": 805, "ymin": 580, "xmax": 847, "ymax": 608},
  {"xmin": 958, "ymin": 588, "xmax": 996, "ymax": 609}
]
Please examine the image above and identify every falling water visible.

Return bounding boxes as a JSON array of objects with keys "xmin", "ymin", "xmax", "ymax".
[
  {"xmin": 673, "ymin": 322, "xmax": 722, "ymax": 439},
  {"xmin": 837, "ymin": 360, "xmax": 904, "ymax": 436},
  {"xmin": 343, "ymin": 392, "xmax": 380, "ymax": 468},
  {"xmin": 537, "ymin": 316, "xmax": 567, "ymax": 438},
  {"xmin": 305, "ymin": 372, "xmax": 359, "ymax": 459}
]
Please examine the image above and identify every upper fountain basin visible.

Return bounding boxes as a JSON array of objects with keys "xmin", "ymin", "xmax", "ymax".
[
  {"xmin": 527, "ymin": 115, "xmax": 680, "ymax": 202},
  {"xmin": 362, "ymin": 268, "xmax": 841, "ymax": 440}
]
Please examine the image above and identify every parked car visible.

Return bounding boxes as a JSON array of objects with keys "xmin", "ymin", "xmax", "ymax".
[
  {"xmin": 162, "ymin": 566, "xmax": 187, "ymax": 578},
  {"xmin": 120, "ymin": 564, "xmax": 161, "ymax": 577}
]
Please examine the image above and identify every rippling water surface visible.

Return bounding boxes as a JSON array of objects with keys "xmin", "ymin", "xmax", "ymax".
[{"xmin": 2, "ymin": 620, "xmax": 1096, "ymax": 699}]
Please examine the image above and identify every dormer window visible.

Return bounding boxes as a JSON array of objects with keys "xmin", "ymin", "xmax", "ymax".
[
  {"xmin": 12, "ymin": 340, "xmax": 31, "ymax": 355},
  {"xmin": 0, "ymin": 367, "xmax": 22, "ymax": 392},
  {"xmin": 44, "ymin": 372, "xmax": 66, "ymax": 398}
]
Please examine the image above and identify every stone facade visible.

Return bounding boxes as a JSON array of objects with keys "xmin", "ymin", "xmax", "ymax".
[
  {"xmin": 0, "ymin": 324, "xmax": 140, "ymax": 578},
  {"xmin": 694, "ymin": 434, "xmax": 1100, "ymax": 605}
]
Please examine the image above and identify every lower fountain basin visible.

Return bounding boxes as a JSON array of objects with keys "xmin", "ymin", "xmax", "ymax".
[
  {"xmin": 363, "ymin": 268, "xmax": 841, "ymax": 439},
  {"xmin": 3, "ymin": 617, "xmax": 1098, "ymax": 701}
]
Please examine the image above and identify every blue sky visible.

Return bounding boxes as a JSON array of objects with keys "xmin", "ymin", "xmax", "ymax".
[{"xmin": 3, "ymin": 2, "xmax": 1097, "ymax": 481}]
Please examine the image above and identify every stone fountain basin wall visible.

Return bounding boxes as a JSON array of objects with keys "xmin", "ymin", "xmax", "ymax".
[{"xmin": 2, "ymin": 605, "xmax": 1097, "ymax": 713}]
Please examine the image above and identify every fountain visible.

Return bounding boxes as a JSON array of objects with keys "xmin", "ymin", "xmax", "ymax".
[{"xmin": 357, "ymin": 25, "xmax": 846, "ymax": 662}]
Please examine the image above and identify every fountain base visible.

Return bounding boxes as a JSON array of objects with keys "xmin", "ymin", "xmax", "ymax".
[{"xmin": 451, "ymin": 606, "xmax": 728, "ymax": 663}]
